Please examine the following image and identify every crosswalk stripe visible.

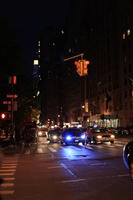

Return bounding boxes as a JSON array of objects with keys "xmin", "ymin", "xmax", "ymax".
[
  {"xmin": 2, "ymin": 164, "xmax": 17, "ymax": 166},
  {"xmin": 1, "ymin": 183, "xmax": 14, "ymax": 187},
  {"xmin": 0, "ymin": 169, "xmax": 16, "ymax": 172},
  {"xmin": 2, "ymin": 161, "xmax": 18, "ymax": 164},
  {"xmin": 1, "ymin": 166, "xmax": 16, "ymax": 169},
  {"xmin": 0, "ymin": 173, "xmax": 15, "ymax": 176},
  {"xmin": 3, "ymin": 177, "xmax": 15, "ymax": 181},
  {"xmin": 48, "ymin": 147, "xmax": 57, "ymax": 152},
  {"xmin": 0, "ymin": 190, "xmax": 15, "ymax": 195}
]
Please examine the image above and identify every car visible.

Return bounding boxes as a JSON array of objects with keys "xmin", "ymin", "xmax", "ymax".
[
  {"xmin": 61, "ymin": 128, "xmax": 87, "ymax": 145},
  {"xmin": 123, "ymin": 141, "xmax": 133, "ymax": 180},
  {"xmin": 37, "ymin": 128, "xmax": 48, "ymax": 137},
  {"xmin": 89, "ymin": 128, "xmax": 115, "ymax": 144},
  {"xmin": 47, "ymin": 128, "xmax": 62, "ymax": 143}
]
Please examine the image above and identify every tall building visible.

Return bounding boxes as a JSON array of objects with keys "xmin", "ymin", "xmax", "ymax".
[
  {"xmin": 0, "ymin": 16, "xmax": 22, "ymax": 114},
  {"xmin": 40, "ymin": 26, "xmax": 66, "ymax": 125},
  {"xmin": 65, "ymin": 0, "xmax": 133, "ymax": 128}
]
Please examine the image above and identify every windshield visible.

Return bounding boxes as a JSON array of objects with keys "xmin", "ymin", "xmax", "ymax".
[
  {"xmin": 93, "ymin": 129, "xmax": 106, "ymax": 133},
  {"xmin": 63, "ymin": 128, "xmax": 81, "ymax": 136}
]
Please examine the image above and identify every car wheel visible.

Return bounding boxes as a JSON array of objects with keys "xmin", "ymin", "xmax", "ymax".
[
  {"xmin": 110, "ymin": 141, "xmax": 114, "ymax": 144},
  {"xmin": 88, "ymin": 138, "xmax": 91, "ymax": 144},
  {"xmin": 129, "ymin": 161, "xmax": 133, "ymax": 180},
  {"xmin": 93, "ymin": 137, "xmax": 97, "ymax": 144}
]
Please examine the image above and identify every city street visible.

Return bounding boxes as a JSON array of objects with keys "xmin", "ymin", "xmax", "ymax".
[{"xmin": 0, "ymin": 138, "xmax": 133, "ymax": 200}]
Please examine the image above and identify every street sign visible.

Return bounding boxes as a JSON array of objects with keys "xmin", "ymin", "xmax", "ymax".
[{"xmin": 7, "ymin": 94, "xmax": 18, "ymax": 98}]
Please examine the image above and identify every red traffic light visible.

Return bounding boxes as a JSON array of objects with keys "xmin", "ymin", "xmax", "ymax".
[{"xmin": 1, "ymin": 113, "xmax": 6, "ymax": 119}]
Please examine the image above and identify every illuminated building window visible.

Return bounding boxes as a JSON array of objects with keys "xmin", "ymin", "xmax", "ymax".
[
  {"xmin": 123, "ymin": 33, "xmax": 126, "ymax": 39},
  {"xmin": 34, "ymin": 60, "xmax": 39, "ymax": 65},
  {"xmin": 68, "ymin": 48, "xmax": 72, "ymax": 53},
  {"xmin": 127, "ymin": 29, "xmax": 131, "ymax": 36},
  {"xmin": 52, "ymin": 42, "xmax": 55, "ymax": 46},
  {"xmin": 38, "ymin": 49, "xmax": 40, "ymax": 53},
  {"xmin": 38, "ymin": 41, "xmax": 40, "ymax": 46},
  {"xmin": 61, "ymin": 30, "xmax": 64, "ymax": 34}
]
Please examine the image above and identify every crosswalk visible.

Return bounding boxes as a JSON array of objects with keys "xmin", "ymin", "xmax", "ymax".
[
  {"xmin": 0, "ymin": 156, "xmax": 18, "ymax": 198},
  {"xmin": 47, "ymin": 143, "xmax": 123, "ymax": 153}
]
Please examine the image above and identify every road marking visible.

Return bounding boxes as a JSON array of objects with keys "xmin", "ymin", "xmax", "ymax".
[
  {"xmin": 60, "ymin": 163, "xmax": 76, "ymax": 177},
  {"xmin": 84, "ymin": 146, "xmax": 93, "ymax": 150},
  {"xmin": 90, "ymin": 163, "xmax": 106, "ymax": 166},
  {"xmin": 2, "ymin": 163, "xmax": 17, "ymax": 166},
  {"xmin": 0, "ymin": 157, "xmax": 18, "ymax": 197},
  {"xmin": 1, "ymin": 183, "xmax": 14, "ymax": 187},
  {"xmin": 2, "ymin": 162, "xmax": 18, "ymax": 164},
  {"xmin": 48, "ymin": 147, "xmax": 57, "ymax": 152},
  {"xmin": 0, "ymin": 169, "xmax": 16, "ymax": 172},
  {"xmin": 0, "ymin": 190, "xmax": 15, "ymax": 195},
  {"xmin": 61, "ymin": 178, "xmax": 86, "ymax": 183},
  {"xmin": 3, "ymin": 177, "xmax": 15, "ymax": 181},
  {"xmin": 0, "ymin": 173, "xmax": 15, "ymax": 176},
  {"xmin": 117, "ymin": 174, "xmax": 129, "ymax": 177},
  {"xmin": 48, "ymin": 166, "xmax": 61, "ymax": 169},
  {"xmin": 1, "ymin": 166, "xmax": 16, "ymax": 169}
]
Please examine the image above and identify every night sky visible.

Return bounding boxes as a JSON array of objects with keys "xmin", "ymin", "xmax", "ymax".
[{"xmin": 0, "ymin": 0, "xmax": 70, "ymax": 75}]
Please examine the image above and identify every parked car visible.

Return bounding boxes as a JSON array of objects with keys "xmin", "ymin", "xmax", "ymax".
[
  {"xmin": 47, "ymin": 128, "xmax": 62, "ymax": 143},
  {"xmin": 61, "ymin": 128, "xmax": 87, "ymax": 145},
  {"xmin": 123, "ymin": 141, "xmax": 133, "ymax": 180},
  {"xmin": 88, "ymin": 128, "xmax": 115, "ymax": 144}
]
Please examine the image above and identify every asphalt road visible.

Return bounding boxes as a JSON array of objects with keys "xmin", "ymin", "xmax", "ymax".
[{"xmin": 0, "ymin": 138, "xmax": 133, "ymax": 200}]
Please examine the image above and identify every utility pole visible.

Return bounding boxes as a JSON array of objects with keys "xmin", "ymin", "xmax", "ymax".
[
  {"xmin": 8, "ymin": 75, "xmax": 18, "ymax": 143},
  {"xmin": 64, "ymin": 53, "xmax": 90, "ymax": 123}
]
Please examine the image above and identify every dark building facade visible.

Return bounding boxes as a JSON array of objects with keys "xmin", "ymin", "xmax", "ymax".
[
  {"xmin": 65, "ymin": 0, "xmax": 133, "ymax": 128},
  {"xmin": 40, "ymin": 0, "xmax": 133, "ymax": 128},
  {"xmin": 40, "ymin": 26, "xmax": 66, "ymax": 125}
]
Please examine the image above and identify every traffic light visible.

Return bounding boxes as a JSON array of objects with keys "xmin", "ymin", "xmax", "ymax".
[
  {"xmin": 75, "ymin": 60, "xmax": 90, "ymax": 76},
  {"xmin": 1, "ymin": 113, "xmax": 6, "ymax": 120}
]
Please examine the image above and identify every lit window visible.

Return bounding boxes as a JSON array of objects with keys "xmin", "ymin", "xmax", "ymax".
[
  {"xmin": 34, "ymin": 60, "xmax": 39, "ymax": 65},
  {"xmin": 38, "ymin": 41, "xmax": 40, "ymax": 46},
  {"xmin": 123, "ymin": 33, "xmax": 126, "ymax": 39},
  {"xmin": 61, "ymin": 30, "xmax": 64, "ymax": 34},
  {"xmin": 68, "ymin": 48, "xmax": 72, "ymax": 53},
  {"xmin": 127, "ymin": 29, "xmax": 131, "ymax": 36},
  {"xmin": 38, "ymin": 49, "xmax": 40, "ymax": 53},
  {"xmin": 52, "ymin": 42, "xmax": 55, "ymax": 46},
  {"xmin": 37, "ymin": 91, "xmax": 40, "ymax": 96}
]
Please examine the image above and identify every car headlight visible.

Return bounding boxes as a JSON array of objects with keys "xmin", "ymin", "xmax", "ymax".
[
  {"xmin": 81, "ymin": 134, "xmax": 85, "ymax": 139},
  {"xmin": 111, "ymin": 134, "xmax": 115, "ymax": 138},
  {"xmin": 66, "ymin": 135, "xmax": 72, "ymax": 141},
  {"xmin": 38, "ymin": 131, "xmax": 42, "ymax": 136},
  {"xmin": 52, "ymin": 135, "xmax": 57, "ymax": 140},
  {"xmin": 97, "ymin": 135, "xmax": 102, "ymax": 139}
]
